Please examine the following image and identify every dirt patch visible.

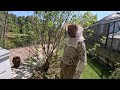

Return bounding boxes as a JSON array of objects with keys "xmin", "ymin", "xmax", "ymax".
[{"xmin": 9, "ymin": 45, "xmax": 44, "ymax": 66}]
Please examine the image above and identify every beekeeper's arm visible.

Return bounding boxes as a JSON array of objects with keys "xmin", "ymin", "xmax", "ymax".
[{"xmin": 73, "ymin": 42, "xmax": 87, "ymax": 79}]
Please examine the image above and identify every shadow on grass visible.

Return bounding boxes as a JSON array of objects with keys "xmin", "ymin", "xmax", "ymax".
[{"xmin": 87, "ymin": 55, "xmax": 113, "ymax": 79}]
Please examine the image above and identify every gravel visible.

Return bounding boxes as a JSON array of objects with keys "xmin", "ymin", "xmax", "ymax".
[{"xmin": 11, "ymin": 61, "xmax": 37, "ymax": 79}]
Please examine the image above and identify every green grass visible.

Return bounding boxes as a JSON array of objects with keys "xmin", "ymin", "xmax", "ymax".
[
  {"xmin": 80, "ymin": 63, "xmax": 101, "ymax": 79},
  {"xmin": 80, "ymin": 57, "xmax": 112, "ymax": 79},
  {"xmin": 57, "ymin": 48, "xmax": 112, "ymax": 79}
]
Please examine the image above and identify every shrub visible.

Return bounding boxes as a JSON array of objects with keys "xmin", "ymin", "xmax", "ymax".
[{"xmin": 5, "ymin": 39, "xmax": 15, "ymax": 49}]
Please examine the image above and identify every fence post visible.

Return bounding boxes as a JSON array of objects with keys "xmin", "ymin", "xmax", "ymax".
[
  {"xmin": 109, "ymin": 21, "xmax": 116, "ymax": 51},
  {"xmin": 104, "ymin": 23, "xmax": 110, "ymax": 49}
]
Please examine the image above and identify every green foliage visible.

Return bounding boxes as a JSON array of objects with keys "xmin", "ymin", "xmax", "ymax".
[
  {"xmin": 8, "ymin": 16, "xmax": 20, "ymax": 33},
  {"xmin": 69, "ymin": 11, "xmax": 97, "ymax": 28},
  {"xmin": 87, "ymin": 43, "xmax": 100, "ymax": 55},
  {"xmin": 82, "ymin": 11, "xmax": 97, "ymax": 27},
  {"xmin": 107, "ymin": 62, "xmax": 120, "ymax": 79},
  {"xmin": 25, "ymin": 16, "xmax": 34, "ymax": 23},
  {"xmin": 21, "ymin": 22, "xmax": 32, "ymax": 34},
  {"xmin": 109, "ymin": 67, "xmax": 120, "ymax": 79},
  {"xmin": 0, "ymin": 11, "xmax": 8, "ymax": 48},
  {"xmin": 87, "ymin": 43, "xmax": 120, "ymax": 71},
  {"xmin": 0, "ymin": 11, "xmax": 98, "ymax": 49},
  {"xmin": 0, "ymin": 11, "xmax": 38, "ymax": 48},
  {"xmin": 69, "ymin": 12, "xmax": 99, "ymax": 56},
  {"xmin": 5, "ymin": 39, "xmax": 15, "ymax": 49},
  {"xmin": 35, "ymin": 11, "xmax": 72, "ymax": 51},
  {"xmin": 29, "ymin": 11, "xmax": 73, "ymax": 72},
  {"xmin": 100, "ymin": 36, "xmax": 106, "ymax": 42}
]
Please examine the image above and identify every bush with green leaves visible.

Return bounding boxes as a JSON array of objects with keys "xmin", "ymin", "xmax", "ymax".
[
  {"xmin": 5, "ymin": 39, "xmax": 15, "ymax": 49},
  {"xmin": 108, "ymin": 63, "xmax": 120, "ymax": 79},
  {"xmin": 29, "ymin": 11, "xmax": 73, "ymax": 72}
]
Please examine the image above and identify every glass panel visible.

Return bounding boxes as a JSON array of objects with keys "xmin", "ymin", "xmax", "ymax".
[
  {"xmin": 109, "ymin": 23, "xmax": 114, "ymax": 34},
  {"xmin": 100, "ymin": 24, "xmax": 104, "ymax": 34},
  {"xmin": 114, "ymin": 22, "xmax": 120, "ymax": 33},
  {"xmin": 113, "ymin": 22, "xmax": 120, "ymax": 40},
  {"xmin": 116, "ymin": 21, "xmax": 120, "ymax": 30}
]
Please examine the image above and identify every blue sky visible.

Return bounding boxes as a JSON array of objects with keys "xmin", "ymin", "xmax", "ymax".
[{"xmin": 9, "ymin": 11, "xmax": 120, "ymax": 20}]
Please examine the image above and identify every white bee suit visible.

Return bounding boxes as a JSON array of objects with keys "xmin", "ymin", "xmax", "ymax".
[{"xmin": 60, "ymin": 23, "xmax": 87, "ymax": 79}]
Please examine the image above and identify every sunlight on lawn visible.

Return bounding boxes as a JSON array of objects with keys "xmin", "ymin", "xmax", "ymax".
[{"xmin": 80, "ymin": 63, "xmax": 101, "ymax": 79}]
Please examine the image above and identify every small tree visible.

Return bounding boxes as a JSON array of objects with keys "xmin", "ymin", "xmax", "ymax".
[
  {"xmin": 7, "ymin": 16, "xmax": 20, "ymax": 33},
  {"xmin": 29, "ymin": 11, "xmax": 73, "ymax": 72}
]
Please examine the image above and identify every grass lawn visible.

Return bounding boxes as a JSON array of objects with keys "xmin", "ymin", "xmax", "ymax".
[
  {"xmin": 80, "ymin": 63, "xmax": 101, "ymax": 79},
  {"xmin": 58, "ymin": 49, "xmax": 112, "ymax": 79},
  {"xmin": 80, "ymin": 57, "xmax": 112, "ymax": 79}
]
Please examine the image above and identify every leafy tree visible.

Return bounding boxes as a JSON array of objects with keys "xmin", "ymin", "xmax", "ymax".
[
  {"xmin": 69, "ymin": 11, "xmax": 97, "ymax": 28},
  {"xmin": 29, "ymin": 11, "xmax": 73, "ymax": 72},
  {"xmin": 25, "ymin": 16, "xmax": 33, "ymax": 23},
  {"xmin": 8, "ymin": 13, "xmax": 17, "ymax": 23},
  {"xmin": 7, "ymin": 16, "xmax": 20, "ymax": 33},
  {"xmin": 0, "ymin": 11, "xmax": 9, "ymax": 48},
  {"xmin": 0, "ymin": 11, "xmax": 5, "ymax": 47},
  {"xmin": 17, "ymin": 16, "xmax": 25, "ymax": 33},
  {"xmin": 80, "ymin": 11, "xmax": 97, "ymax": 28}
]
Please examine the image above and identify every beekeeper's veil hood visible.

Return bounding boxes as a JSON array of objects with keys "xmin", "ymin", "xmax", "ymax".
[{"xmin": 63, "ymin": 23, "xmax": 85, "ymax": 49}]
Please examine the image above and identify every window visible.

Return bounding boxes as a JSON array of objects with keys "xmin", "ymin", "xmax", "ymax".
[
  {"xmin": 109, "ymin": 22, "xmax": 114, "ymax": 34},
  {"xmin": 114, "ymin": 21, "xmax": 120, "ymax": 33},
  {"xmin": 100, "ymin": 24, "xmax": 104, "ymax": 34},
  {"xmin": 109, "ymin": 21, "xmax": 120, "ymax": 34}
]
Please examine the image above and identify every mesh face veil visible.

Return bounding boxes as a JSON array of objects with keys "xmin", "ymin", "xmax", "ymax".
[{"xmin": 65, "ymin": 24, "xmax": 85, "ymax": 48}]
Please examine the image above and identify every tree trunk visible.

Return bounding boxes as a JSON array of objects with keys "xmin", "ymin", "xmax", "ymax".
[
  {"xmin": 42, "ymin": 58, "xmax": 50, "ymax": 72},
  {"xmin": 42, "ymin": 50, "xmax": 54, "ymax": 72},
  {"xmin": 3, "ymin": 11, "xmax": 8, "ymax": 48}
]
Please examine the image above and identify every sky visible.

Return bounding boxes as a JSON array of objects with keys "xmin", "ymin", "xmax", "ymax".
[{"xmin": 9, "ymin": 11, "xmax": 120, "ymax": 20}]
